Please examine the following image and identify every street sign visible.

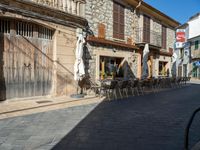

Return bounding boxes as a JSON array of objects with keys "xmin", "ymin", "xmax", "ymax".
[
  {"xmin": 175, "ymin": 42, "xmax": 184, "ymax": 48},
  {"xmin": 176, "ymin": 29, "xmax": 186, "ymax": 43}
]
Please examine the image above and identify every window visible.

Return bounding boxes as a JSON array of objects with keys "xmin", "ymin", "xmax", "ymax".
[
  {"xmin": 100, "ymin": 56, "xmax": 124, "ymax": 79},
  {"xmin": 143, "ymin": 15, "xmax": 150, "ymax": 43},
  {"xmin": 16, "ymin": 21, "xmax": 53, "ymax": 40},
  {"xmin": 0, "ymin": 19, "xmax": 10, "ymax": 34},
  {"xmin": 162, "ymin": 25, "xmax": 167, "ymax": 49},
  {"xmin": 16, "ymin": 21, "xmax": 33, "ymax": 37},
  {"xmin": 38, "ymin": 27, "xmax": 53, "ymax": 40},
  {"xmin": 180, "ymin": 48, "xmax": 184, "ymax": 59},
  {"xmin": 159, "ymin": 61, "xmax": 167, "ymax": 76},
  {"xmin": 113, "ymin": 2, "xmax": 124, "ymax": 40},
  {"xmin": 195, "ymin": 40, "xmax": 199, "ymax": 50}
]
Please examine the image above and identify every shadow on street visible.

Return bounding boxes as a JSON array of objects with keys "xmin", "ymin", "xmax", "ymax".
[{"xmin": 52, "ymin": 84, "xmax": 200, "ymax": 150}]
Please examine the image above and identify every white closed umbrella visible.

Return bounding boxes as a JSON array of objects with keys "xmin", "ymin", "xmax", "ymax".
[
  {"xmin": 74, "ymin": 34, "xmax": 85, "ymax": 81},
  {"xmin": 142, "ymin": 43, "xmax": 149, "ymax": 79}
]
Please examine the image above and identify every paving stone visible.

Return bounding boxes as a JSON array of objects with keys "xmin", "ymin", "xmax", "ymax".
[{"xmin": 0, "ymin": 84, "xmax": 200, "ymax": 149}]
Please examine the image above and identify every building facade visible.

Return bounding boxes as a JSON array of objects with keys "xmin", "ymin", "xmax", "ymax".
[
  {"xmin": 175, "ymin": 13, "xmax": 200, "ymax": 79},
  {"xmin": 188, "ymin": 13, "xmax": 200, "ymax": 79},
  {"xmin": 131, "ymin": 0, "xmax": 179, "ymax": 78},
  {"xmin": 0, "ymin": 0, "xmax": 87, "ymax": 100},
  {"xmin": 85, "ymin": 0, "xmax": 139, "ymax": 82},
  {"xmin": 85, "ymin": 0, "xmax": 179, "ymax": 82},
  {"xmin": 175, "ymin": 24, "xmax": 190, "ymax": 78},
  {"xmin": 189, "ymin": 35, "xmax": 200, "ymax": 79}
]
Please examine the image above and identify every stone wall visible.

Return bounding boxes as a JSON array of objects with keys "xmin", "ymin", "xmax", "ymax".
[
  {"xmin": 167, "ymin": 28, "xmax": 175, "ymax": 51},
  {"xmin": 84, "ymin": 44, "xmax": 139, "ymax": 81},
  {"xmin": 125, "ymin": 7, "xmax": 134, "ymax": 41},
  {"xmin": 152, "ymin": 20, "xmax": 162, "ymax": 33},
  {"xmin": 85, "ymin": 0, "xmax": 113, "ymax": 39},
  {"xmin": 85, "ymin": 0, "xmax": 139, "ymax": 81},
  {"xmin": 85, "ymin": 0, "xmax": 139, "ymax": 42}
]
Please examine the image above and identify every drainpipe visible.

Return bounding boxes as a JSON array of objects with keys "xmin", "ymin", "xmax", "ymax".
[
  {"xmin": 132, "ymin": 0, "xmax": 143, "ymax": 41},
  {"xmin": 133, "ymin": 0, "xmax": 143, "ymax": 15},
  {"xmin": 132, "ymin": 0, "xmax": 143, "ymax": 79}
]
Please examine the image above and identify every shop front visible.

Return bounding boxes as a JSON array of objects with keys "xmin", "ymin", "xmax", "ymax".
[
  {"xmin": 192, "ymin": 61, "xmax": 200, "ymax": 79},
  {"xmin": 86, "ymin": 36, "xmax": 140, "ymax": 81}
]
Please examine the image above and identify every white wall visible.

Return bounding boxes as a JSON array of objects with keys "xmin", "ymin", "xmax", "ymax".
[{"xmin": 188, "ymin": 15, "xmax": 200, "ymax": 39}]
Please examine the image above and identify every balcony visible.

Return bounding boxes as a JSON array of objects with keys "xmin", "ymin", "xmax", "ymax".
[
  {"xmin": 135, "ymin": 28, "xmax": 162, "ymax": 48},
  {"xmin": 30, "ymin": 0, "xmax": 85, "ymax": 17}
]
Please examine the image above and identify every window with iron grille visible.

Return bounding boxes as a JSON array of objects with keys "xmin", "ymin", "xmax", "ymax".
[
  {"xmin": 113, "ymin": 1, "xmax": 124, "ymax": 40},
  {"xmin": 16, "ymin": 21, "xmax": 33, "ymax": 37},
  {"xmin": 162, "ymin": 25, "xmax": 167, "ymax": 49},
  {"xmin": 38, "ymin": 26, "xmax": 53, "ymax": 40},
  {"xmin": 0, "ymin": 19, "xmax": 10, "ymax": 34}
]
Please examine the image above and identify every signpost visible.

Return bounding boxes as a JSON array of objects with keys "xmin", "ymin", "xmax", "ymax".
[{"xmin": 175, "ymin": 29, "xmax": 186, "ymax": 49}]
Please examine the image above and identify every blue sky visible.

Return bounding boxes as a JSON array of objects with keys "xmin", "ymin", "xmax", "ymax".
[{"xmin": 144, "ymin": 0, "xmax": 200, "ymax": 24}]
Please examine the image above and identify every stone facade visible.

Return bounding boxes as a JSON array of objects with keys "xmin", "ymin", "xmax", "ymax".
[
  {"xmin": 85, "ymin": 0, "xmax": 139, "ymax": 81},
  {"xmin": 85, "ymin": 0, "xmax": 139, "ymax": 42},
  {"xmin": 167, "ymin": 28, "xmax": 175, "ymax": 51},
  {"xmin": 152, "ymin": 20, "xmax": 162, "ymax": 33},
  {"xmin": 85, "ymin": 44, "xmax": 139, "ymax": 81},
  {"xmin": 85, "ymin": 0, "xmax": 113, "ymax": 39}
]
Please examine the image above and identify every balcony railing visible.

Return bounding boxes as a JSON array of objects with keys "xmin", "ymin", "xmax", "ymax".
[
  {"xmin": 135, "ymin": 28, "xmax": 162, "ymax": 47},
  {"xmin": 31, "ymin": 0, "xmax": 85, "ymax": 17}
]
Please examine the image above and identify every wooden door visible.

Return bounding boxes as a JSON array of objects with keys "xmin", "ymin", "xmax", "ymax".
[{"xmin": 1, "ymin": 19, "xmax": 53, "ymax": 100}]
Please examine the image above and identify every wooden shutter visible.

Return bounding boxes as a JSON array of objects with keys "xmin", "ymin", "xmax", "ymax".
[
  {"xmin": 113, "ymin": 2, "xmax": 124, "ymax": 40},
  {"xmin": 162, "ymin": 25, "xmax": 167, "ymax": 49},
  {"xmin": 143, "ymin": 15, "xmax": 150, "ymax": 43},
  {"xmin": 98, "ymin": 23, "xmax": 106, "ymax": 39}
]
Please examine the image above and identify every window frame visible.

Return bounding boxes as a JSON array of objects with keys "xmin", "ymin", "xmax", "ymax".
[{"xmin": 195, "ymin": 40, "xmax": 199, "ymax": 50}]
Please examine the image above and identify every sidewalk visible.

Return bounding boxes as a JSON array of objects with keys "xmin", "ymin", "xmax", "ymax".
[
  {"xmin": 0, "ymin": 80, "xmax": 196, "ymax": 120},
  {"xmin": 0, "ymin": 95, "xmax": 104, "ymax": 120}
]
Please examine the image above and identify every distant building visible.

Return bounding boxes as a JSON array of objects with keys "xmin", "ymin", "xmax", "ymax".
[
  {"xmin": 175, "ymin": 13, "xmax": 200, "ymax": 79},
  {"xmin": 188, "ymin": 13, "xmax": 200, "ymax": 79},
  {"xmin": 175, "ymin": 23, "xmax": 190, "ymax": 77}
]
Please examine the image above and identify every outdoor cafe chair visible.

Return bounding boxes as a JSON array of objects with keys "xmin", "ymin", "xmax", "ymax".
[
  {"xmin": 176, "ymin": 77, "xmax": 182, "ymax": 88},
  {"xmin": 170, "ymin": 77, "xmax": 177, "ymax": 88},
  {"xmin": 88, "ymin": 80, "xmax": 101, "ymax": 96},
  {"xmin": 152, "ymin": 78, "xmax": 159, "ymax": 93},
  {"xmin": 100, "ymin": 80, "xmax": 118, "ymax": 100},
  {"xmin": 117, "ymin": 80, "xmax": 129, "ymax": 99},
  {"xmin": 134, "ymin": 79, "xmax": 144, "ymax": 96},
  {"xmin": 127, "ymin": 79, "xmax": 135, "ymax": 96}
]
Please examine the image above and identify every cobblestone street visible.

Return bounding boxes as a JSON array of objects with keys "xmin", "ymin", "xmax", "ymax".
[{"xmin": 1, "ymin": 83, "xmax": 200, "ymax": 150}]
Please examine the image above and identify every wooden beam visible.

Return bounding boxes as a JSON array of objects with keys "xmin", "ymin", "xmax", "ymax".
[{"xmin": 87, "ymin": 36, "xmax": 139, "ymax": 50}]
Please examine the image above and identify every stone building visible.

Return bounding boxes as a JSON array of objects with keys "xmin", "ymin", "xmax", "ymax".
[
  {"xmin": 85, "ymin": 0, "xmax": 180, "ymax": 82},
  {"xmin": 0, "ymin": 0, "xmax": 87, "ymax": 100},
  {"xmin": 85, "ymin": 0, "xmax": 140, "ymax": 82},
  {"xmin": 128, "ymin": 0, "xmax": 180, "ymax": 77}
]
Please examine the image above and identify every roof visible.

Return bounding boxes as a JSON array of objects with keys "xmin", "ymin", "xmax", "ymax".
[{"xmin": 189, "ymin": 12, "xmax": 200, "ymax": 21}]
